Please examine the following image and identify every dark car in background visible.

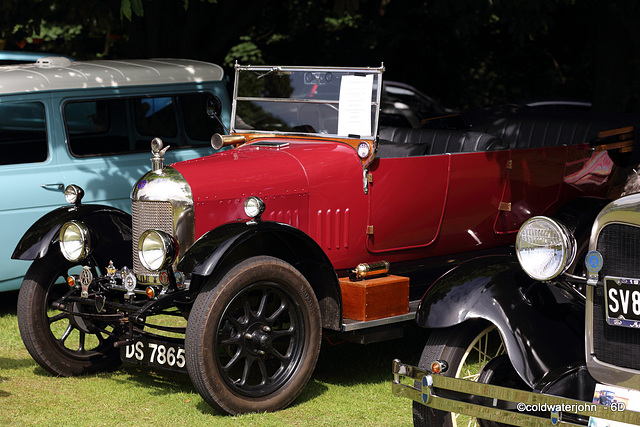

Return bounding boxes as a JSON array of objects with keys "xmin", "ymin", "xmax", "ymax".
[{"xmin": 380, "ymin": 80, "xmax": 454, "ymax": 127}]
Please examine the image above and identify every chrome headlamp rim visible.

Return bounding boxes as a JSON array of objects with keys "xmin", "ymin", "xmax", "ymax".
[
  {"xmin": 64, "ymin": 184, "xmax": 85, "ymax": 205},
  {"xmin": 244, "ymin": 196, "xmax": 265, "ymax": 219},
  {"xmin": 138, "ymin": 229, "xmax": 178, "ymax": 272},
  {"xmin": 59, "ymin": 220, "xmax": 91, "ymax": 262},
  {"xmin": 516, "ymin": 216, "xmax": 576, "ymax": 281}
]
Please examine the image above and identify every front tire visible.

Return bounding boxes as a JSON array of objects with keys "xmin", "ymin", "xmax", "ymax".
[
  {"xmin": 413, "ymin": 321, "xmax": 509, "ymax": 427},
  {"xmin": 17, "ymin": 252, "xmax": 122, "ymax": 376},
  {"xmin": 185, "ymin": 256, "xmax": 322, "ymax": 414}
]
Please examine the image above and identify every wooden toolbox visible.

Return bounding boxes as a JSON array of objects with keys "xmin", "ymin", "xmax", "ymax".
[{"xmin": 339, "ymin": 275, "xmax": 410, "ymax": 321}]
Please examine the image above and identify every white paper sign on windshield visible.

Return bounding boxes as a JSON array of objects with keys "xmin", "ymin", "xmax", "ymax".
[{"xmin": 338, "ymin": 74, "xmax": 373, "ymax": 137}]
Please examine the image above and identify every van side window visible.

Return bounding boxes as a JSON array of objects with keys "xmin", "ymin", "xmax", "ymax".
[
  {"xmin": 65, "ymin": 93, "xmax": 223, "ymax": 157},
  {"xmin": 66, "ymin": 99, "xmax": 130, "ymax": 156},
  {"xmin": 134, "ymin": 97, "xmax": 178, "ymax": 137},
  {"xmin": 0, "ymin": 102, "xmax": 47, "ymax": 165}
]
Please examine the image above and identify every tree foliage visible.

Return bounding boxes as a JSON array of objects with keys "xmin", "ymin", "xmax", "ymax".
[{"xmin": 0, "ymin": 0, "xmax": 638, "ymax": 112}]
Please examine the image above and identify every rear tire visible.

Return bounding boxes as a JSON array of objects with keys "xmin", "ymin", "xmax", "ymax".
[{"xmin": 185, "ymin": 256, "xmax": 321, "ymax": 414}]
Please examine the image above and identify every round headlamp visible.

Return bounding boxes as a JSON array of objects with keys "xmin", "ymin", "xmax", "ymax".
[
  {"xmin": 244, "ymin": 196, "xmax": 265, "ymax": 219},
  {"xmin": 59, "ymin": 220, "xmax": 91, "ymax": 262},
  {"xmin": 64, "ymin": 185, "xmax": 85, "ymax": 205},
  {"xmin": 138, "ymin": 229, "xmax": 177, "ymax": 272},
  {"xmin": 516, "ymin": 216, "xmax": 576, "ymax": 281}
]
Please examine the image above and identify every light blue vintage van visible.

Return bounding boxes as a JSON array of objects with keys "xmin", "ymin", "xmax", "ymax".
[{"xmin": 1, "ymin": 57, "xmax": 230, "ymax": 292}]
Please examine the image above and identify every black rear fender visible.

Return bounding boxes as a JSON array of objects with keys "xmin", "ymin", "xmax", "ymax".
[{"xmin": 178, "ymin": 221, "xmax": 341, "ymax": 330}]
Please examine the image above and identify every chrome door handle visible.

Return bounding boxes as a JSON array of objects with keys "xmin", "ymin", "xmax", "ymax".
[{"xmin": 41, "ymin": 183, "xmax": 65, "ymax": 191}]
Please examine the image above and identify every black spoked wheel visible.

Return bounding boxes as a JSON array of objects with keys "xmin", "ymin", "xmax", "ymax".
[
  {"xmin": 185, "ymin": 256, "xmax": 321, "ymax": 415},
  {"xmin": 17, "ymin": 252, "xmax": 121, "ymax": 376},
  {"xmin": 413, "ymin": 321, "xmax": 509, "ymax": 427}
]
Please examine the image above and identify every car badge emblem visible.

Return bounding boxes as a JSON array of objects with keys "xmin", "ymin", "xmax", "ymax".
[
  {"xmin": 585, "ymin": 250, "xmax": 603, "ymax": 286},
  {"xmin": 585, "ymin": 250, "xmax": 603, "ymax": 273},
  {"xmin": 80, "ymin": 266, "xmax": 93, "ymax": 298},
  {"xmin": 138, "ymin": 180, "xmax": 147, "ymax": 190},
  {"xmin": 174, "ymin": 271, "xmax": 185, "ymax": 288},
  {"xmin": 124, "ymin": 272, "xmax": 137, "ymax": 297},
  {"xmin": 159, "ymin": 271, "xmax": 170, "ymax": 286},
  {"xmin": 106, "ymin": 260, "xmax": 117, "ymax": 278},
  {"xmin": 421, "ymin": 374, "xmax": 434, "ymax": 404}
]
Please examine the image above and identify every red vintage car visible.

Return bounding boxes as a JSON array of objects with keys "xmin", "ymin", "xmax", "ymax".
[{"xmin": 12, "ymin": 64, "xmax": 636, "ymax": 415}]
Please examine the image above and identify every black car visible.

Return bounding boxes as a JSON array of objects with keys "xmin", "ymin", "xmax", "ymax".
[{"xmin": 393, "ymin": 187, "xmax": 640, "ymax": 425}]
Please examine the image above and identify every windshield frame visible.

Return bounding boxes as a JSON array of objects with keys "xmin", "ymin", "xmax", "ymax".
[{"xmin": 231, "ymin": 64, "xmax": 385, "ymax": 140}]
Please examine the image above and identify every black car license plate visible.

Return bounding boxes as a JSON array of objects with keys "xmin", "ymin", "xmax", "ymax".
[
  {"xmin": 604, "ymin": 277, "xmax": 640, "ymax": 328},
  {"xmin": 120, "ymin": 339, "xmax": 187, "ymax": 372}
]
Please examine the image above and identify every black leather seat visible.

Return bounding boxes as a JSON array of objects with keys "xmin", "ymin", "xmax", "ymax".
[
  {"xmin": 462, "ymin": 104, "xmax": 638, "ymax": 149},
  {"xmin": 470, "ymin": 116, "xmax": 605, "ymax": 149},
  {"xmin": 377, "ymin": 127, "xmax": 506, "ymax": 158}
]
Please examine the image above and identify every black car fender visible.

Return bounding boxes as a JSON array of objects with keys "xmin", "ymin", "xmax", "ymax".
[
  {"xmin": 416, "ymin": 255, "xmax": 585, "ymax": 388},
  {"xmin": 12, "ymin": 204, "xmax": 132, "ymax": 267},
  {"xmin": 177, "ymin": 220, "xmax": 342, "ymax": 330}
]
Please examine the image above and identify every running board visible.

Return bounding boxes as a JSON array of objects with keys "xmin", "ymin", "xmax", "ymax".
[{"xmin": 341, "ymin": 300, "xmax": 418, "ymax": 332}]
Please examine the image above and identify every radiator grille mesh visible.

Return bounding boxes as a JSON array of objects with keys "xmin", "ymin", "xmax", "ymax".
[{"xmin": 132, "ymin": 200, "xmax": 174, "ymax": 277}]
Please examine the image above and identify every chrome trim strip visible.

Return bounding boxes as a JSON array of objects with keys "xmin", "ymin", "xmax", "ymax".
[
  {"xmin": 234, "ymin": 64, "xmax": 386, "ymax": 74},
  {"xmin": 392, "ymin": 360, "xmax": 640, "ymax": 426},
  {"xmin": 236, "ymin": 96, "xmax": 342, "ymax": 104}
]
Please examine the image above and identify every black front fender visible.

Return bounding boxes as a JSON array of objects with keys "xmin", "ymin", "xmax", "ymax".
[
  {"xmin": 417, "ymin": 255, "xmax": 585, "ymax": 388},
  {"xmin": 178, "ymin": 220, "xmax": 341, "ymax": 330},
  {"xmin": 12, "ymin": 204, "xmax": 132, "ymax": 266}
]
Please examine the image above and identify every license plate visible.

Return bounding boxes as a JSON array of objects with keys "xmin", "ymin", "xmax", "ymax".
[
  {"xmin": 604, "ymin": 277, "xmax": 640, "ymax": 328},
  {"xmin": 120, "ymin": 338, "xmax": 187, "ymax": 372}
]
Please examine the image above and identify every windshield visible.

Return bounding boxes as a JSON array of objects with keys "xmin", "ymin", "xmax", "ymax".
[{"xmin": 232, "ymin": 65, "xmax": 384, "ymax": 139}]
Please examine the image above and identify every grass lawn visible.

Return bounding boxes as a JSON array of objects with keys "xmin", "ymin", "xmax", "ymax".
[{"xmin": 0, "ymin": 290, "xmax": 428, "ymax": 426}]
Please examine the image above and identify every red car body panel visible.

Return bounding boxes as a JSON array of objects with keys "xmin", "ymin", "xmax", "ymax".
[{"xmin": 174, "ymin": 136, "xmax": 615, "ymax": 272}]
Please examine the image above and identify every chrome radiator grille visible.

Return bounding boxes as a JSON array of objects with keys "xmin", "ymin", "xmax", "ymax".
[
  {"xmin": 593, "ymin": 223, "xmax": 640, "ymax": 371},
  {"xmin": 132, "ymin": 200, "xmax": 174, "ymax": 277}
]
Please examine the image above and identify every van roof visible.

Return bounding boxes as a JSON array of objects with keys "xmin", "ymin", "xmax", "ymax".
[{"xmin": 0, "ymin": 58, "xmax": 224, "ymax": 94}]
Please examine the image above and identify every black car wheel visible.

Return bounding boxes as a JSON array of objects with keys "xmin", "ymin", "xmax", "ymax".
[
  {"xmin": 185, "ymin": 256, "xmax": 322, "ymax": 414},
  {"xmin": 17, "ymin": 252, "xmax": 122, "ymax": 376},
  {"xmin": 413, "ymin": 321, "xmax": 509, "ymax": 427}
]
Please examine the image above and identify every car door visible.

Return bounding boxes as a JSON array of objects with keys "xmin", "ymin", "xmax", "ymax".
[
  {"xmin": 0, "ymin": 99, "xmax": 67, "ymax": 291},
  {"xmin": 367, "ymin": 148, "xmax": 511, "ymax": 256},
  {"xmin": 366, "ymin": 154, "xmax": 450, "ymax": 252}
]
